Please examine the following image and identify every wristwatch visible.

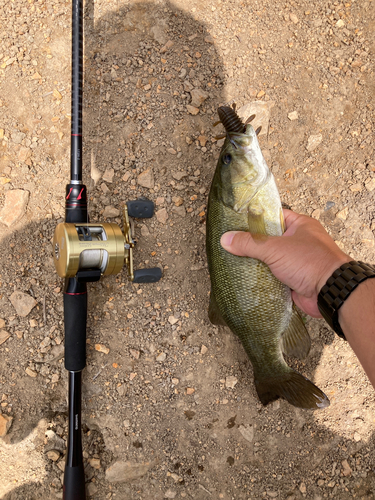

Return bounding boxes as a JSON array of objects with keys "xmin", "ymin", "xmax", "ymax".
[{"xmin": 317, "ymin": 261, "xmax": 375, "ymax": 340}]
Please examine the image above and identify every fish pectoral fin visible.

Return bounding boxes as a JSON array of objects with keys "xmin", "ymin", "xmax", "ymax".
[
  {"xmin": 208, "ymin": 291, "xmax": 228, "ymax": 327},
  {"xmin": 254, "ymin": 370, "xmax": 330, "ymax": 410},
  {"xmin": 247, "ymin": 209, "xmax": 267, "ymax": 235},
  {"xmin": 280, "ymin": 306, "xmax": 311, "ymax": 359}
]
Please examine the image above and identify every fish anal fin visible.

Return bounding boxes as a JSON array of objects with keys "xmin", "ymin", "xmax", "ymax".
[
  {"xmin": 255, "ymin": 371, "xmax": 330, "ymax": 410},
  {"xmin": 208, "ymin": 292, "xmax": 227, "ymax": 326},
  {"xmin": 281, "ymin": 307, "xmax": 311, "ymax": 359},
  {"xmin": 247, "ymin": 209, "xmax": 267, "ymax": 235}
]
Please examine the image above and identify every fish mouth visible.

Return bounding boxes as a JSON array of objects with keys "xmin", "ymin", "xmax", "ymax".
[{"xmin": 228, "ymin": 132, "xmax": 271, "ymax": 213}]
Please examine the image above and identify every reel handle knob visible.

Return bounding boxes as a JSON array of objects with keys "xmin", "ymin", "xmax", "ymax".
[
  {"xmin": 127, "ymin": 199, "xmax": 154, "ymax": 218},
  {"xmin": 133, "ymin": 267, "xmax": 162, "ymax": 283}
]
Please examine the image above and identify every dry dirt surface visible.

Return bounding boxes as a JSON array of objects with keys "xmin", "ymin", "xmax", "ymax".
[{"xmin": 0, "ymin": 0, "xmax": 375, "ymax": 499}]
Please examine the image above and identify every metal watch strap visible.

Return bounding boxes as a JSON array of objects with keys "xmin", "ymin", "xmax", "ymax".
[{"xmin": 317, "ymin": 261, "xmax": 375, "ymax": 340}]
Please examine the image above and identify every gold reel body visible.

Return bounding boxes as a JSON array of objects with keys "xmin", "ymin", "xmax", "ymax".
[{"xmin": 53, "ymin": 206, "xmax": 135, "ymax": 280}]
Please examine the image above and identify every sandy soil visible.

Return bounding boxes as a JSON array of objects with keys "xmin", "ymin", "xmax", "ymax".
[{"xmin": 0, "ymin": 0, "xmax": 375, "ymax": 499}]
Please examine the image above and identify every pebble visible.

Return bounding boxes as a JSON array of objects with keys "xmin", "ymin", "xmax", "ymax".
[
  {"xmin": 306, "ymin": 134, "xmax": 323, "ymax": 152},
  {"xmin": 190, "ymin": 88, "xmax": 208, "ymax": 108},
  {"xmin": 137, "ymin": 169, "xmax": 155, "ymax": 189},
  {"xmin": 95, "ymin": 344, "xmax": 110, "ymax": 354},
  {"xmin": 225, "ymin": 376, "xmax": 238, "ymax": 389},
  {"xmin": 365, "ymin": 178, "xmax": 375, "ymax": 192},
  {"xmin": 25, "ymin": 367, "xmax": 38, "ymax": 377},
  {"xmin": 290, "ymin": 13, "xmax": 299, "ymax": 24},
  {"xmin": 299, "ymin": 483, "xmax": 307, "ymax": 494},
  {"xmin": 89, "ymin": 458, "xmax": 101, "ymax": 469},
  {"xmin": 11, "ymin": 131, "xmax": 25, "ymax": 144},
  {"xmin": 238, "ymin": 424, "xmax": 254, "ymax": 443},
  {"xmin": 172, "ymin": 206, "xmax": 186, "ymax": 217},
  {"xmin": 186, "ymin": 105, "xmax": 200, "ymax": 115},
  {"xmin": 103, "ymin": 206, "xmax": 120, "ymax": 218},
  {"xmin": 46, "ymin": 450, "xmax": 60, "ymax": 461},
  {"xmin": 288, "ymin": 111, "xmax": 299, "ymax": 121},
  {"xmin": 353, "ymin": 432, "xmax": 361, "ymax": 442},
  {"xmin": 86, "ymin": 483, "xmax": 98, "ymax": 496},
  {"xmin": 341, "ymin": 459, "xmax": 352, "ymax": 477},
  {"xmin": 156, "ymin": 352, "xmax": 166, "ymax": 362},
  {"xmin": 0, "ymin": 330, "xmax": 10, "ymax": 345},
  {"xmin": 201, "ymin": 345, "xmax": 208, "ymax": 355},
  {"xmin": 0, "ymin": 189, "xmax": 30, "ymax": 227},
  {"xmin": 156, "ymin": 208, "xmax": 168, "ymax": 224},
  {"xmin": 105, "ymin": 460, "xmax": 152, "ymax": 483},
  {"xmin": 186, "ymin": 387, "xmax": 195, "ymax": 395},
  {"xmin": 164, "ymin": 490, "xmax": 176, "ymax": 499},
  {"xmin": 0, "ymin": 413, "xmax": 12, "ymax": 437},
  {"xmin": 102, "ymin": 168, "xmax": 115, "ymax": 183},
  {"xmin": 267, "ymin": 491, "xmax": 278, "ymax": 498},
  {"xmin": 168, "ymin": 315, "xmax": 178, "ymax": 325},
  {"xmin": 336, "ymin": 207, "xmax": 349, "ymax": 221},
  {"xmin": 10, "ymin": 290, "xmax": 37, "ymax": 317}
]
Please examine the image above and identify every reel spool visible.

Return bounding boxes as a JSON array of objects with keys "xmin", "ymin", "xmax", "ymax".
[{"xmin": 53, "ymin": 200, "xmax": 161, "ymax": 283}]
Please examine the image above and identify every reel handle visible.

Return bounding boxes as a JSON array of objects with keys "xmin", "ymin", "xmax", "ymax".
[{"xmin": 133, "ymin": 267, "xmax": 162, "ymax": 283}]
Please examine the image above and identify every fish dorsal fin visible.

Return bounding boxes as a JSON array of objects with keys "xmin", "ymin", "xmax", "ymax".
[
  {"xmin": 281, "ymin": 306, "xmax": 311, "ymax": 359},
  {"xmin": 208, "ymin": 291, "xmax": 228, "ymax": 326},
  {"xmin": 247, "ymin": 209, "xmax": 267, "ymax": 235}
]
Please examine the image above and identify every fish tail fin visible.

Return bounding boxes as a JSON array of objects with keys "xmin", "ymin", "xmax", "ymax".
[{"xmin": 254, "ymin": 371, "xmax": 330, "ymax": 410}]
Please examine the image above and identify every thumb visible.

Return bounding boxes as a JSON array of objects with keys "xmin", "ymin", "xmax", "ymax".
[{"xmin": 220, "ymin": 231, "xmax": 271, "ymax": 259}]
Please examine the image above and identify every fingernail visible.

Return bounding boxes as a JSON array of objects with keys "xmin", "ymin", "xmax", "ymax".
[{"xmin": 221, "ymin": 231, "xmax": 236, "ymax": 247}]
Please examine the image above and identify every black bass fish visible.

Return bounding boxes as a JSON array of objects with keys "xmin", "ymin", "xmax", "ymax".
[{"xmin": 206, "ymin": 105, "xmax": 329, "ymax": 409}]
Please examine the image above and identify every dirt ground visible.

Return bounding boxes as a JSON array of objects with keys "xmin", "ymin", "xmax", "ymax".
[{"xmin": 0, "ymin": 0, "xmax": 375, "ymax": 498}]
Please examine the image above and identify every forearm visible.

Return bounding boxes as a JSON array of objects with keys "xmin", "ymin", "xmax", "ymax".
[{"xmin": 338, "ymin": 279, "xmax": 375, "ymax": 388}]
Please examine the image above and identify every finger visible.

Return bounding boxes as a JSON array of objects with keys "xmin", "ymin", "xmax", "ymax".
[
  {"xmin": 220, "ymin": 231, "xmax": 270, "ymax": 259},
  {"xmin": 282, "ymin": 209, "xmax": 305, "ymax": 229}
]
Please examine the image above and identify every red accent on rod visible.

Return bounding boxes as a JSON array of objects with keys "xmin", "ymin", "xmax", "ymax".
[
  {"xmin": 77, "ymin": 188, "xmax": 85, "ymax": 200},
  {"xmin": 64, "ymin": 292, "xmax": 87, "ymax": 296},
  {"xmin": 66, "ymin": 188, "xmax": 73, "ymax": 200},
  {"xmin": 71, "ymin": 134, "xmax": 82, "ymax": 136}
]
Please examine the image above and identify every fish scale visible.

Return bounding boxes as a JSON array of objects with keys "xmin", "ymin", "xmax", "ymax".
[{"xmin": 206, "ymin": 106, "xmax": 330, "ymax": 409}]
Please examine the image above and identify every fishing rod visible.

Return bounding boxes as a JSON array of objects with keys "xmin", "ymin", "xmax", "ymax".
[{"xmin": 52, "ymin": 1, "xmax": 161, "ymax": 498}]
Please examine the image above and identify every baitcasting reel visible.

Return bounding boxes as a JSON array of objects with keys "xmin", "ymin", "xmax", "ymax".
[{"xmin": 53, "ymin": 198, "xmax": 162, "ymax": 284}]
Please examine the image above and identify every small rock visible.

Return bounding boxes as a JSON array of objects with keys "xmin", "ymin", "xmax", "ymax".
[
  {"xmin": 225, "ymin": 376, "xmax": 238, "ymax": 389},
  {"xmin": 201, "ymin": 345, "xmax": 208, "ymax": 355},
  {"xmin": 46, "ymin": 450, "xmax": 60, "ymax": 461},
  {"xmin": 190, "ymin": 88, "xmax": 208, "ymax": 108},
  {"xmin": 87, "ymin": 483, "xmax": 98, "ymax": 497},
  {"xmin": 95, "ymin": 344, "xmax": 110, "ymax": 354},
  {"xmin": 349, "ymin": 183, "xmax": 362, "ymax": 192},
  {"xmin": 336, "ymin": 19, "xmax": 345, "ymax": 28},
  {"xmin": 18, "ymin": 147, "xmax": 31, "ymax": 162},
  {"xmin": 290, "ymin": 13, "xmax": 299, "ymax": 24},
  {"xmin": 172, "ymin": 196, "xmax": 184, "ymax": 206},
  {"xmin": 102, "ymin": 168, "xmax": 115, "ymax": 183},
  {"xmin": 156, "ymin": 208, "xmax": 168, "ymax": 224},
  {"xmin": 0, "ymin": 319, "xmax": 5, "ymax": 329},
  {"xmin": 10, "ymin": 290, "xmax": 37, "ymax": 317},
  {"xmin": 354, "ymin": 432, "xmax": 361, "ymax": 442},
  {"xmin": 267, "ymin": 491, "xmax": 278, "ymax": 498},
  {"xmin": 172, "ymin": 171, "xmax": 187, "ymax": 181},
  {"xmin": 186, "ymin": 387, "xmax": 195, "ymax": 395},
  {"xmin": 311, "ymin": 209, "xmax": 321, "ymax": 220},
  {"xmin": 186, "ymin": 105, "xmax": 199, "ymax": 115},
  {"xmin": 0, "ymin": 330, "xmax": 10, "ymax": 345},
  {"xmin": 160, "ymin": 40, "xmax": 174, "ymax": 53},
  {"xmin": 89, "ymin": 458, "xmax": 101, "ymax": 469},
  {"xmin": 172, "ymin": 206, "xmax": 186, "ymax": 217},
  {"xmin": 365, "ymin": 178, "xmax": 375, "ymax": 192},
  {"xmin": 0, "ymin": 189, "xmax": 30, "ymax": 227},
  {"xmin": 336, "ymin": 207, "xmax": 349, "ymax": 221},
  {"xmin": 299, "ymin": 483, "xmax": 307, "ymax": 494},
  {"xmin": 130, "ymin": 349, "xmax": 140, "ymax": 359},
  {"xmin": 288, "ymin": 111, "xmax": 299, "ymax": 121},
  {"xmin": 103, "ymin": 206, "xmax": 120, "ymax": 218},
  {"xmin": 137, "ymin": 169, "xmax": 155, "ymax": 189},
  {"xmin": 238, "ymin": 424, "xmax": 254, "ymax": 443},
  {"xmin": 168, "ymin": 315, "xmax": 178, "ymax": 325},
  {"xmin": 11, "ymin": 131, "xmax": 26, "ymax": 144},
  {"xmin": 341, "ymin": 459, "xmax": 352, "ymax": 477},
  {"xmin": 156, "ymin": 352, "xmax": 166, "ymax": 362},
  {"xmin": 0, "ymin": 413, "xmax": 12, "ymax": 437},
  {"xmin": 306, "ymin": 134, "xmax": 322, "ymax": 152},
  {"xmin": 106, "ymin": 460, "xmax": 152, "ymax": 483},
  {"xmin": 25, "ymin": 367, "xmax": 38, "ymax": 377},
  {"xmin": 164, "ymin": 490, "xmax": 176, "ymax": 499}
]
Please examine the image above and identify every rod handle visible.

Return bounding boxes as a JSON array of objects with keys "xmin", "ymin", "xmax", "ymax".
[
  {"xmin": 64, "ymin": 279, "xmax": 87, "ymax": 372},
  {"xmin": 63, "ymin": 464, "xmax": 86, "ymax": 500}
]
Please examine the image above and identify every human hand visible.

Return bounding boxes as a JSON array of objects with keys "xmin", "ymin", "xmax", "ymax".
[{"xmin": 220, "ymin": 209, "xmax": 351, "ymax": 317}]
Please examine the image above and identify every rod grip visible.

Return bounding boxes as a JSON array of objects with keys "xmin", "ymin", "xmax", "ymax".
[
  {"xmin": 63, "ymin": 464, "xmax": 86, "ymax": 500},
  {"xmin": 64, "ymin": 283, "xmax": 87, "ymax": 372}
]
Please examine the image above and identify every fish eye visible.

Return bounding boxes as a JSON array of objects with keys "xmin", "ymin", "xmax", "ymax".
[{"xmin": 222, "ymin": 153, "xmax": 232, "ymax": 165}]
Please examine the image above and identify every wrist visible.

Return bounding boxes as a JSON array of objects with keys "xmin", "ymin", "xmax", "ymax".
[{"xmin": 316, "ymin": 254, "xmax": 352, "ymax": 295}]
